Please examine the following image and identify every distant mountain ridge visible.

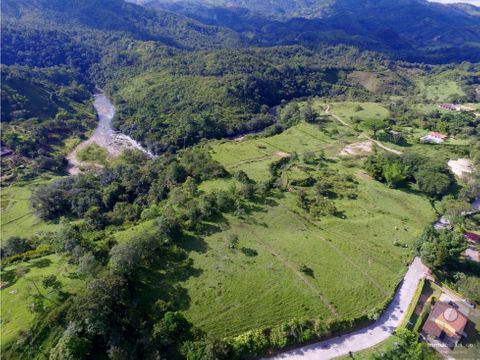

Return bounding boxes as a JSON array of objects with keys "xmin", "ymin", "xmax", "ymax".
[
  {"xmin": 132, "ymin": 0, "xmax": 480, "ymax": 19},
  {"xmin": 136, "ymin": 0, "xmax": 480, "ymax": 62}
]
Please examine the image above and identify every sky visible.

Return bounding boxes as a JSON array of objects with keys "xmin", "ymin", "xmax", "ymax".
[{"xmin": 428, "ymin": 0, "xmax": 480, "ymax": 5}]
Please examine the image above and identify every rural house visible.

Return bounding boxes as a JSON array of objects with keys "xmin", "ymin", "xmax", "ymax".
[
  {"xmin": 465, "ymin": 232, "xmax": 480, "ymax": 243},
  {"xmin": 438, "ymin": 103, "xmax": 459, "ymax": 111},
  {"xmin": 422, "ymin": 301, "xmax": 469, "ymax": 348},
  {"xmin": 421, "ymin": 131, "xmax": 448, "ymax": 144}
]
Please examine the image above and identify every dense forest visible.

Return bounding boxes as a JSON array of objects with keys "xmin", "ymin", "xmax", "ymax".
[{"xmin": 1, "ymin": 65, "xmax": 96, "ymax": 180}]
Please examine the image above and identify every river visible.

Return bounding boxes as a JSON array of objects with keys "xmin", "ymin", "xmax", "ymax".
[{"xmin": 67, "ymin": 92, "xmax": 154, "ymax": 174}]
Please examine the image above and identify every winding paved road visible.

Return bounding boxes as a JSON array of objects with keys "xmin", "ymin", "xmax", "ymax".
[{"xmin": 270, "ymin": 257, "xmax": 428, "ymax": 360}]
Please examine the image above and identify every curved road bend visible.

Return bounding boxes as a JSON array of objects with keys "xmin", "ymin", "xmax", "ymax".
[{"xmin": 270, "ymin": 257, "xmax": 428, "ymax": 360}]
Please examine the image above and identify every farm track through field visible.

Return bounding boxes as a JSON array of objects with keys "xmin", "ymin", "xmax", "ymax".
[
  {"xmin": 2, "ymin": 212, "xmax": 34, "ymax": 226},
  {"xmin": 249, "ymin": 230, "xmax": 339, "ymax": 316},
  {"xmin": 289, "ymin": 127, "xmax": 327, "ymax": 143},
  {"xmin": 285, "ymin": 207, "xmax": 390, "ymax": 296},
  {"xmin": 259, "ymin": 139, "xmax": 289, "ymax": 153},
  {"xmin": 227, "ymin": 143, "xmax": 338, "ymax": 170},
  {"xmin": 226, "ymin": 155, "xmax": 272, "ymax": 169},
  {"xmin": 325, "ymin": 105, "xmax": 403, "ymax": 156}
]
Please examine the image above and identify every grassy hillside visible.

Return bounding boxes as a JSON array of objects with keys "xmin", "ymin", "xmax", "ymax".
[
  {"xmin": 178, "ymin": 114, "xmax": 436, "ymax": 337},
  {"xmin": 1, "ymin": 254, "xmax": 84, "ymax": 349},
  {"xmin": 1, "ymin": 180, "xmax": 62, "ymax": 240}
]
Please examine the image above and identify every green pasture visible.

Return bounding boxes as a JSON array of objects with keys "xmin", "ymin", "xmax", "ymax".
[
  {"xmin": 322, "ymin": 101, "xmax": 390, "ymax": 124},
  {"xmin": 417, "ymin": 78, "xmax": 465, "ymax": 102},
  {"xmin": 1, "ymin": 181, "xmax": 62, "ymax": 240},
  {"xmin": 175, "ymin": 117, "xmax": 437, "ymax": 337},
  {"xmin": 1, "ymin": 255, "xmax": 83, "ymax": 348}
]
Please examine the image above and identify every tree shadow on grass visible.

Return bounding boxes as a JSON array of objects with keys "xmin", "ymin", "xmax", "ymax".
[
  {"xmin": 244, "ymin": 202, "xmax": 265, "ymax": 215},
  {"xmin": 178, "ymin": 233, "xmax": 208, "ymax": 254},
  {"xmin": 0, "ymin": 267, "xmax": 30, "ymax": 289},
  {"xmin": 136, "ymin": 248, "xmax": 203, "ymax": 313},
  {"xmin": 196, "ymin": 222, "xmax": 224, "ymax": 237},
  {"xmin": 29, "ymin": 258, "xmax": 52, "ymax": 269}
]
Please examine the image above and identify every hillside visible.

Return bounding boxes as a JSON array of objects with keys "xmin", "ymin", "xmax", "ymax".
[
  {"xmin": 1, "ymin": 66, "xmax": 96, "ymax": 180},
  {"xmin": 143, "ymin": 0, "xmax": 480, "ymax": 62},
  {"xmin": 1, "ymin": 0, "xmax": 479, "ymax": 359},
  {"xmin": 1, "ymin": 0, "xmax": 245, "ymax": 70}
]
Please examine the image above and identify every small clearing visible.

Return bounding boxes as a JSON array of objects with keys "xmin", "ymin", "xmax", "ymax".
[
  {"xmin": 465, "ymin": 247, "xmax": 480, "ymax": 263},
  {"xmin": 448, "ymin": 158, "xmax": 474, "ymax": 179},
  {"xmin": 340, "ymin": 141, "xmax": 374, "ymax": 157},
  {"xmin": 274, "ymin": 151, "xmax": 290, "ymax": 158}
]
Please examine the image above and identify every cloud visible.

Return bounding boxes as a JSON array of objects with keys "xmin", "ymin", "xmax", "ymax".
[{"xmin": 428, "ymin": 0, "xmax": 480, "ymax": 5}]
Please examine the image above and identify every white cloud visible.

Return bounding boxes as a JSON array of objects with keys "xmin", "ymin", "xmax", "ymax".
[{"xmin": 428, "ymin": 0, "xmax": 480, "ymax": 5}]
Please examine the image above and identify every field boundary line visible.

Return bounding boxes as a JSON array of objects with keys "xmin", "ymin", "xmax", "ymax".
[
  {"xmin": 249, "ymin": 230, "xmax": 339, "ymax": 316},
  {"xmin": 2, "ymin": 211, "xmax": 34, "ymax": 226},
  {"xmin": 285, "ymin": 207, "xmax": 390, "ymax": 296}
]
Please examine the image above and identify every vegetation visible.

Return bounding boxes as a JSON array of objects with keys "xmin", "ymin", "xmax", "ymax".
[
  {"xmin": 368, "ymin": 329, "xmax": 436, "ymax": 360},
  {"xmin": 2, "ymin": 0, "xmax": 479, "ymax": 358},
  {"xmin": 1, "ymin": 66, "xmax": 96, "ymax": 180},
  {"xmin": 76, "ymin": 144, "xmax": 110, "ymax": 166}
]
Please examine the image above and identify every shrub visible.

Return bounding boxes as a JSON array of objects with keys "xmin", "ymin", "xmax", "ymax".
[{"xmin": 2, "ymin": 245, "xmax": 54, "ymax": 267}]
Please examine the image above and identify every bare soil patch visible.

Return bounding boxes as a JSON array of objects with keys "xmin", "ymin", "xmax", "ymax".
[
  {"xmin": 274, "ymin": 151, "xmax": 290, "ymax": 158},
  {"xmin": 448, "ymin": 158, "xmax": 474, "ymax": 179},
  {"xmin": 340, "ymin": 141, "xmax": 374, "ymax": 157}
]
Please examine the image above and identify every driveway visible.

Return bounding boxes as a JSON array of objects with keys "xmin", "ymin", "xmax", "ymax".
[{"xmin": 270, "ymin": 257, "xmax": 428, "ymax": 360}]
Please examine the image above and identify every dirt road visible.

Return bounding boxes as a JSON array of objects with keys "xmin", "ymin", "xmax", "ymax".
[{"xmin": 325, "ymin": 104, "xmax": 403, "ymax": 155}]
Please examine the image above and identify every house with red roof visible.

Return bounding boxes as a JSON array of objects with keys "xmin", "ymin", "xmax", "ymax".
[
  {"xmin": 422, "ymin": 132, "xmax": 448, "ymax": 144},
  {"xmin": 422, "ymin": 301, "xmax": 469, "ymax": 348}
]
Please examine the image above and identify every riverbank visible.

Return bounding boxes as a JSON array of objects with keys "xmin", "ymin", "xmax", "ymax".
[{"xmin": 67, "ymin": 92, "xmax": 154, "ymax": 174}]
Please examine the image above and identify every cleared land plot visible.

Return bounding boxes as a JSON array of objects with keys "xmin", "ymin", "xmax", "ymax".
[
  {"xmin": 212, "ymin": 121, "xmax": 356, "ymax": 170},
  {"xmin": 0, "ymin": 255, "xmax": 83, "ymax": 348},
  {"xmin": 177, "ymin": 118, "xmax": 436, "ymax": 337},
  {"xmin": 316, "ymin": 101, "xmax": 390, "ymax": 125},
  {"xmin": 417, "ymin": 78, "xmax": 465, "ymax": 102}
]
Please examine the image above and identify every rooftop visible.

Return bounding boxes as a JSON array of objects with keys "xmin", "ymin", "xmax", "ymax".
[
  {"xmin": 465, "ymin": 232, "xmax": 480, "ymax": 243},
  {"xmin": 422, "ymin": 301, "xmax": 468, "ymax": 339}
]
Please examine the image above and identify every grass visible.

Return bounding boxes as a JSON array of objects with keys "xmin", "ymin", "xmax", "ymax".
[
  {"xmin": 336, "ymin": 335, "xmax": 400, "ymax": 359},
  {"xmin": 77, "ymin": 143, "xmax": 110, "ymax": 166},
  {"xmin": 398, "ymin": 279, "xmax": 425, "ymax": 330},
  {"xmin": 320, "ymin": 101, "xmax": 390, "ymax": 124},
  {"xmin": 0, "ymin": 254, "xmax": 84, "ymax": 348},
  {"xmin": 176, "ymin": 117, "xmax": 437, "ymax": 338},
  {"xmin": 110, "ymin": 112, "xmax": 437, "ymax": 339},
  {"xmin": 417, "ymin": 78, "xmax": 465, "ymax": 102},
  {"xmin": 1, "ymin": 180, "xmax": 62, "ymax": 239}
]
